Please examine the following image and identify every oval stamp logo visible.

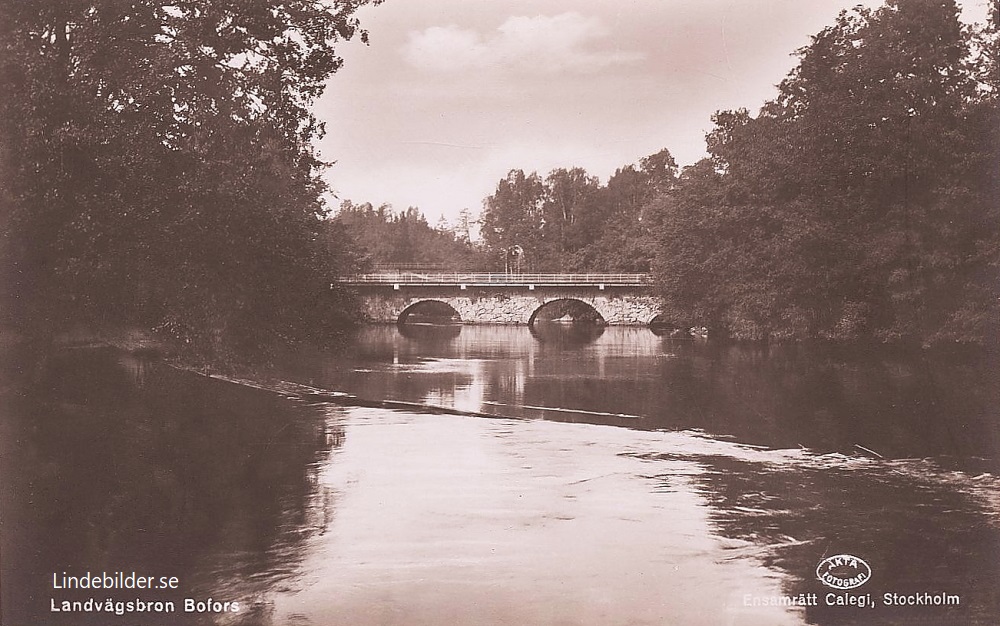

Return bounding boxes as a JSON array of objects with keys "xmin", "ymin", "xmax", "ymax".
[{"xmin": 816, "ymin": 554, "xmax": 871, "ymax": 589}]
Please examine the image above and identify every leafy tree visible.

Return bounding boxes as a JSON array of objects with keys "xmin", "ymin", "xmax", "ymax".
[
  {"xmin": 653, "ymin": 0, "xmax": 998, "ymax": 344},
  {"xmin": 333, "ymin": 201, "xmax": 486, "ymax": 269},
  {"xmin": 480, "ymin": 169, "xmax": 547, "ymax": 271},
  {"xmin": 591, "ymin": 149, "xmax": 678, "ymax": 272},
  {"xmin": 0, "ymin": 0, "xmax": 379, "ymax": 354},
  {"xmin": 479, "ymin": 150, "xmax": 676, "ymax": 273},
  {"xmin": 541, "ymin": 167, "xmax": 601, "ymax": 270}
]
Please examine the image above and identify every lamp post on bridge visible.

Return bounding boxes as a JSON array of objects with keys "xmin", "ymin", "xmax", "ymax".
[{"xmin": 505, "ymin": 245, "xmax": 524, "ymax": 276}]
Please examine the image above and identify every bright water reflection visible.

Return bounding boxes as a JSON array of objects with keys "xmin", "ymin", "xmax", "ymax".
[
  {"xmin": 262, "ymin": 410, "xmax": 801, "ymax": 626},
  {"xmin": 3, "ymin": 328, "xmax": 999, "ymax": 626},
  {"xmin": 282, "ymin": 325, "xmax": 1000, "ymax": 466}
]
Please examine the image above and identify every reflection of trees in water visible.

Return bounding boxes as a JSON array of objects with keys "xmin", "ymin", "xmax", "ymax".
[
  {"xmin": 529, "ymin": 321, "xmax": 605, "ymax": 346},
  {"xmin": 639, "ymin": 343, "xmax": 1000, "ymax": 463},
  {"xmin": 277, "ymin": 331, "xmax": 998, "ymax": 465},
  {"xmin": 397, "ymin": 321, "xmax": 462, "ymax": 342},
  {"xmin": 645, "ymin": 452, "xmax": 1000, "ymax": 625},
  {"xmin": 2, "ymin": 350, "xmax": 342, "ymax": 625}
]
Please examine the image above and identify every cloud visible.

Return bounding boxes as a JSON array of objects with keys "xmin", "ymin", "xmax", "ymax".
[{"xmin": 402, "ymin": 12, "xmax": 645, "ymax": 74}]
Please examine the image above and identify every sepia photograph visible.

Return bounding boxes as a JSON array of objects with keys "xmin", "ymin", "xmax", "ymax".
[{"xmin": 1, "ymin": 0, "xmax": 998, "ymax": 624}]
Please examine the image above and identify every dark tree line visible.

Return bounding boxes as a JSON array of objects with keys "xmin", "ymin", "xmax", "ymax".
[
  {"xmin": 652, "ymin": 0, "xmax": 998, "ymax": 344},
  {"xmin": 0, "ymin": 0, "xmax": 379, "ymax": 355},
  {"xmin": 479, "ymin": 149, "xmax": 677, "ymax": 273},
  {"xmin": 332, "ymin": 201, "xmax": 485, "ymax": 270}
]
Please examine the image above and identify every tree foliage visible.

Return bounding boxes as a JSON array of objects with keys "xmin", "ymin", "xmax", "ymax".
[
  {"xmin": 652, "ymin": 0, "xmax": 998, "ymax": 345},
  {"xmin": 480, "ymin": 150, "xmax": 676, "ymax": 272},
  {"xmin": 0, "ymin": 0, "xmax": 378, "ymax": 354},
  {"xmin": 332, "ymin": 201, "xmax": 487, "ymax": 269}
]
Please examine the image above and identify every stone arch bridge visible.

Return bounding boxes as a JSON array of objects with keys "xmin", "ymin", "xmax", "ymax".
[{"xmin": 341, "ymin": 272, "xmax": 664, "ymax": 326}]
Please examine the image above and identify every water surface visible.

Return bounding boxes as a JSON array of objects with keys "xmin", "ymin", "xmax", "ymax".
[{"xmin": 2, "ymin": 327, "xmax": 998, "ymax": 625}]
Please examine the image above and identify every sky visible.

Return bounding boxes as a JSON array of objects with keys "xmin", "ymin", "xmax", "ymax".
[{"xmin": 314, "ymin": 0, "xmax": 991, "ymax": 225}]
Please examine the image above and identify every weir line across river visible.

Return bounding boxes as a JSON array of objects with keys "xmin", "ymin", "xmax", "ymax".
[{"xmin": 338, "ymin": 272, "xmax": 664, "ymax": 326}]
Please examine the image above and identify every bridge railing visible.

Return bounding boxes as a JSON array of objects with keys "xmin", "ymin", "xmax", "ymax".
[{"xmin": 339, "ymin": 272, "xmax": 654, "ymax": 286}]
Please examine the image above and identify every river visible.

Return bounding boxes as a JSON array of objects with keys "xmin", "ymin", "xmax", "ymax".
[{"xmin": 2, "ymin": 325, "xmax": 999, "ymax": 625}]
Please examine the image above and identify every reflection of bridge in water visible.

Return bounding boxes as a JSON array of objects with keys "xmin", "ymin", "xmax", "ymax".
[{"xmin": 339, "ymin": 272, "xmax": 664, "ymax": 326}]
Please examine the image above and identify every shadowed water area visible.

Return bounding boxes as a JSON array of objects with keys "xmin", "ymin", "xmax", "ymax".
[{"xmin": 2, "ymin": 326, "xmax": 999, "ymax": 625}]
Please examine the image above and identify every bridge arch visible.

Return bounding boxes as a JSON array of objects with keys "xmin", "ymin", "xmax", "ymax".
[
  {"xmin": 528, "ymin": 298, "xmax": 605, "ymax": 327},
  {"xmin": 397, "ymin": 299, "xmax": 462, "ymax": 325},
  {"xmin": 532, "ymin": 295, "xmax": 663, "ymax": 327}
]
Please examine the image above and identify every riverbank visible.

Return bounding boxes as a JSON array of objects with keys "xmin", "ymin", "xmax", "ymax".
[{"xmin": 0, "ymin": 325, "xmax": 164, "ymax": 354}]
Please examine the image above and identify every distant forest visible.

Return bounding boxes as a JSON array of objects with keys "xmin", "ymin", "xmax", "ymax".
[
  {"xmin": 333, "ymin": 145, "xmax": 674, "ymax": 274},
  {"xmin": 331, "ymin": 202, "xmax": 483, "ymax": 270}
]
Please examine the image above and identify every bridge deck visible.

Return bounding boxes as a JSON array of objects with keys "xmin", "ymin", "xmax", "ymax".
[{"xmin": 340, "ymin": 272, "xmax": 653, "ymax": 287}]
